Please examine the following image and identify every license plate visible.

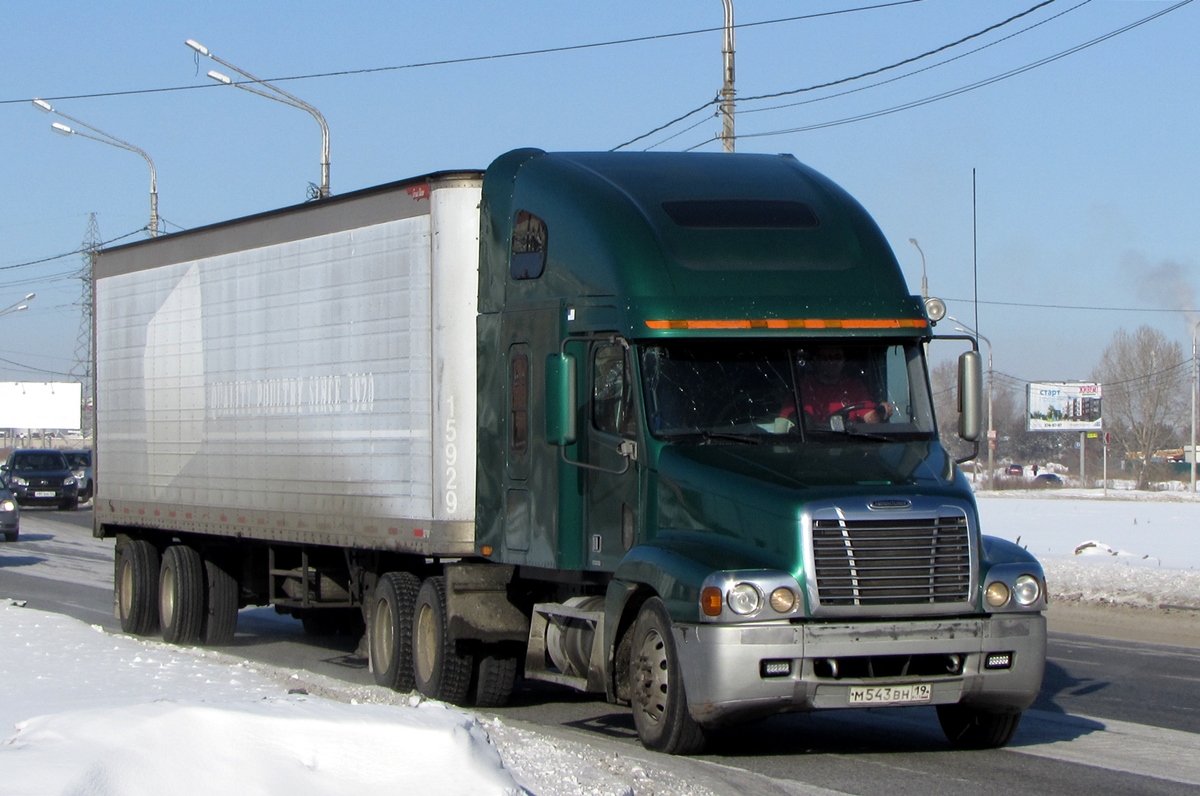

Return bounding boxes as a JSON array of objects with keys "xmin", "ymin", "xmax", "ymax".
[
  {"xmin": 848, "ymin": 683, "xmax": 932, "ymax": 705},
  {"xmin": 34, "ymin": 491, "xmax": 56, "ymax": 498}
]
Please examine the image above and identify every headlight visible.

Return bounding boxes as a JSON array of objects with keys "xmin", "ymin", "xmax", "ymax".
[
  {"xmin": 769, "ymin": 587, "xmax": 797, "ymax": 613},
  {"xmin": 65, "ymin": 476, "xmax": 76, "ymax": 486},
  {"xmin": 985, "ymin": 581, "xmax": 1010, "ymax": 607},
  {"xmin": 727, "ymin": 583, "xmax": 762, "ymax": 615},
  {"xmin": 11, "ymin": 476, "xmax": 27, "ymax": 487},
  {"xmin": 0, "ymin": 500, "xmax": 14, "ymax": 512},
  {"xmin": 1013, "ymin": 575, "xmax": 1041, "ymax": 606}
]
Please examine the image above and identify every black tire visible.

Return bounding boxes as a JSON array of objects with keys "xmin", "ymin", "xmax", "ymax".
[
  {"xmin": 471, "ymin": 648, "xmax": 520, "ymax": 708},
  {"xmin": 413, "ymin": 576, "xmax": 473, "ymax": 704},
  {"xmin": 202, "ymin": 556, "xmax": 239, "ymax": 646},
  {"xmin": 159, "ymin": 545, "xmax": 205, "ymax": 644},
  {"xmin": 117, "ymin": 539, "xmax": 160, "ymax": 636},
  {"xmin": 629, "ymin": 597, "xmax": 707, "ymax": 755},
  {"xmin": 2, "ymin": 530, "xmax": 16, "ymax": 543},
  {"xmin": 937, "ymin": 704, "xmax": 1023, "ymax": 749},
  {"xmin": 370, "ymin": 571, "xmax": 421, "ymax": 691},
  {"xmin": 58, "ymin": 498, "xmax": 78, "ymax": 511}
]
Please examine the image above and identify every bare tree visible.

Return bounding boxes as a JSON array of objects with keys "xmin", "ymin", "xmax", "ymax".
[{"xmin": 1090, "ymin": 326, "xmax": 1188, "ymax": 489}]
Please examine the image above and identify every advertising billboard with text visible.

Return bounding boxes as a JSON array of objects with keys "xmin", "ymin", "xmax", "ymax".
[{"xmin": 1026, "ymin": 382, "xmax": 1102, "ymax": 431}]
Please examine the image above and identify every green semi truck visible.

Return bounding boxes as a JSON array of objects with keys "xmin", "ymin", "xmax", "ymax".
[{"xmin": 94, "ymin": 148, "xmax": 1045, "ymax": 755}]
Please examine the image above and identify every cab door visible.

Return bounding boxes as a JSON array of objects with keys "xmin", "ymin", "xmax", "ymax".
[{"xmin": 584, "ymin": 341, "xmax": 640, "ymax": 571}]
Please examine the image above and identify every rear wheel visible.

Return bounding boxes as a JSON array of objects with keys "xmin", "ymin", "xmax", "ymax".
[
  {"xmin": 2, "ymin": 530, "xmax": 16, "ymax": 543},
  {"xmin": 413, "ymin": 576, "xmax": 473, "ymax": 704},
  {"xmin": 937, "ymin": 704, "xmax": 1023, "ymax": 749},
  {"xmin": 117, "ymin": 539, "xmax": 160, "ymax": 635},
  {"xmin": 470, "ymin": 648, "xmax": 520, "ymax": 708},
  {"xmin": 159, "ymin": 545, "xmax": 205, "ymax": 644},
  {"xmin": 370, "ymin": 572, "xmax": 421, "ymax": 691},
  {"xmin": 629, "ymin": 597, "xmax": 706, "ymax": 755},
  {"xmin": 202, "ymin": 556, "xmax": 239, "ymax": 645}
]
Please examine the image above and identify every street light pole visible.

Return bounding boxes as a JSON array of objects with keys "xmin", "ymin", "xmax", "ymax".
[
  {"xmin": 187, "ymin": 39, "xmax": 331, "ymax": 198},
  {"xmin": 1192, "ymin": 321, "xmax": 1198, "ymax": 494},
  {"xmin": 908, "ymin": 237, "xmax": 928, "ymax": 298},
  {"xmin": 718, "ymin": 0, "xmax": 736, "ymax": 153},
  {"xmin": 34, "ymin": 100, "xmax": 159, "ymax": 236}
]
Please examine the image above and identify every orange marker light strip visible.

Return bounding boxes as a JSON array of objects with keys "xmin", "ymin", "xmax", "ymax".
[
  {"xmin": 645, "ymin": 318, "xmax": 928, "ymax": 331},
  {"xmin": 701, "ymin": 586, "xmax": 723, "ymax": 617}
]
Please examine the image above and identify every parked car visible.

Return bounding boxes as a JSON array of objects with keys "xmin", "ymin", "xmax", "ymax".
[
  {"xmin": 0, "ymin": 485, "xmax": 19, "ymax": 541},
  {"xmin": 1004, "ymin": 464, "xmax": 1023, "ymax": 476},
  {"xmin": 1033, "ymin": 472, "xmax": 1065, "ymax": 487},
  {"xmin": 0, "ymin": 449, "xmax": 79, "ymax": 510},
  {"xmin": 62, "ymin": 449, "xmax": 94, "ymax": 502}
]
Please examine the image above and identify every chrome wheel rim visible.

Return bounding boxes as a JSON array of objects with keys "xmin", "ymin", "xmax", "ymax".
[{"xmin": 634, "ymin": 626, "xmax": 669, "ymax": 724}]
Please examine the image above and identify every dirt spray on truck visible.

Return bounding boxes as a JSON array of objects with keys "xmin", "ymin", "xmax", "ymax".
[{"xmin": 94, "ymin": 148, "xmax": 1046, "ymax": 754}]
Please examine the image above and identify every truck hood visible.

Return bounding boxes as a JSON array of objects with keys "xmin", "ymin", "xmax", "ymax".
[{"xmin": 651, "ymin": 441, "xmax": 963, "ymax": 573}]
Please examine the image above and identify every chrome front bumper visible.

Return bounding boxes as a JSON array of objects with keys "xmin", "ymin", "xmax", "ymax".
[{"xmin": 673, "ymin": 614, "xmax": 1046, "ymax": 727}]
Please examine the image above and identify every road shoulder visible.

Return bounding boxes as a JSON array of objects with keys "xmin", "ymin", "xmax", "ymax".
[{"xmin": 1047, "ymin": 600, "xmax": 1200, "ymax": 649}]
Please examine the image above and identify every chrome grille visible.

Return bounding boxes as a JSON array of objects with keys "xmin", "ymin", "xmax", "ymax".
[{"xmin": 812, "ymin": 515, "xmax": 970, "ymax": 606}]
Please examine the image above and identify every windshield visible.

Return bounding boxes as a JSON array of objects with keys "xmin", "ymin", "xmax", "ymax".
[{"xmin": 640, "ymin": 340, "xmax": 936, "ymax": 442}]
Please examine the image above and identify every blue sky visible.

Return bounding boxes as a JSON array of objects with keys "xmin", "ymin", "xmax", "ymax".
[{"xmin": 2, "ymin": 0, "xmax": 1196, "ymax": 393}]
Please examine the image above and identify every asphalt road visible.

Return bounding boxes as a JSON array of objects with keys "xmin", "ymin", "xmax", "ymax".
[{"xmin": 5, "ymin": 509, "xmax": 1200, "ymax": 795}]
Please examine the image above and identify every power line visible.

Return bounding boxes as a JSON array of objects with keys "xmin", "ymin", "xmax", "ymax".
[
  {"xmin": 740, "ymin": 0, "xmax": 1193, "ymax": 140},
  {"xmin": 2, "ymin": 1, "xmax": 925, "ymax": 109},
  {"xmin": 0, "ymin": 229, "xmax": 144, "ymax": 273},
  {"xmin": 616, "ymin": 0, "xmax": 1056, "ymax": 150},
  {"xmin": 941, "ymin": 296, "xmax": 1197, "ymax": 315}
]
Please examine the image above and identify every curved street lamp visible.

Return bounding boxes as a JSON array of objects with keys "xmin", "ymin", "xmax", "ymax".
[
  {"xmin": 186, "ymin": 39, "xmax": 330, "ymax": 199},
  {"xmin": 34, "ymin": 99, "xmax": 159, "ymax": 237},
  {"xmin": 0, "ymin": 292, "xmax": 35, "ymax": 319}
]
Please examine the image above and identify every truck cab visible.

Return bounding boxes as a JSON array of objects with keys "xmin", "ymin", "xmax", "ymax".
[{"xmin": 472, "ymin": 149, "xmax": 1045, "ymax": 753}]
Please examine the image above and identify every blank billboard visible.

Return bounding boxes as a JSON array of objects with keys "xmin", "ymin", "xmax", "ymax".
[{"xmin": 0, "ymin": 382, "xmax": 82, "ymax": 429}]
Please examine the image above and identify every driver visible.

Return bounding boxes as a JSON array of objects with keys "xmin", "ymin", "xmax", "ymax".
[{"xmin": 798, "ymin": 346, "xmax": 892, "ymax": 425}]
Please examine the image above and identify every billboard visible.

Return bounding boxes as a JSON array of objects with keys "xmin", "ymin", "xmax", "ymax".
[
  {"xmin": 1026, "ymin": 382, "xmax": 1102, "ymax": 432},
  {"xmin": 0, "ymin": 382, "xmax": 82, "ymax": 430}
]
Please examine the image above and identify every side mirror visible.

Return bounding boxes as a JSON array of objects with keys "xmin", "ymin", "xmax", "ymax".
[
  {"xmin": 545, "ymin": 352, "xmax": 577, "ymax": 446},
  {"xmin": 957, "ymin": 350, "xmax": 982, "ymax": 442}
]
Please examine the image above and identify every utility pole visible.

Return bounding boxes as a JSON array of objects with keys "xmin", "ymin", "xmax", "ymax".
[
  {"xmin": 74, "ymin": 213, "xmax": 100, "ymax": 436},
  {"xmin": 719, "ymin": 0, "xmax": 736, "ymax": 152}
]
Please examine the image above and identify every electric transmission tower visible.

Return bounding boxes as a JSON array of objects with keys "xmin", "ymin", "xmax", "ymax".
[{"xmin": 73, "ymin": 213, "xmax": 100, "ymax": 431}]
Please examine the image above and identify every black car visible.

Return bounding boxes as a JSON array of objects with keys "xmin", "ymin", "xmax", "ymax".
[{"xmin": 1, "ymin": 449, "xmax": 79, "ymax": 510}]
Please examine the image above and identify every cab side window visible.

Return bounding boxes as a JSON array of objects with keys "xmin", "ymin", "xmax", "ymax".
[
  {"xmin": 511, "ymin": 211, "xmax": 547, "ymax": 280},
  {"xmin": 593, "ymin": 344, "xmax": 635, "ymax": 437}
]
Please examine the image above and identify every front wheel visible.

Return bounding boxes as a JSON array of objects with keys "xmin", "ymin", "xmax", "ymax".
[
  {"xmin": 629, "ymin": 597, "xmax": 707, "ymax": 755},
  {"xmin": 937, "ymin": 704, "xmax": 1023, "ymax": 749}
]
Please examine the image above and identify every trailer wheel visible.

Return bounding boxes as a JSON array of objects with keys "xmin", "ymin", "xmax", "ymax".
[
  {"xmin": 471, "ymin": 648, "xmax": 519, "ymax": 708},
  {"xmin": 413, "ymin": 576, "xmax": 473, "ymax": 705},
  {"xmin": 202, "ymin": 556, "xmax": 239, "ymax": 646},
  {"xmin": 629, "ymin": 597, "xmax": 706, "ymax": 755},
  {"xmin": 117, "ymin": 539, "xmax": 160, "ymax": 636},
  {"xmin": 159, "ymin": 545, "xmax": 205, "ymax": 644},
  {"xmin": 370, "ymin": 571, "xmax": 421, "ymax": 691},
  {"xmin": 937, "ymin": 704, "xmax": 1023, "ymax": 749}
]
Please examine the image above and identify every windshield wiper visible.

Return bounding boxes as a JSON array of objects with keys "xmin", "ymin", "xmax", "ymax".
[{"xmin": 662, "ymin": 430, "xmax": 766, "ymax": 445}]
